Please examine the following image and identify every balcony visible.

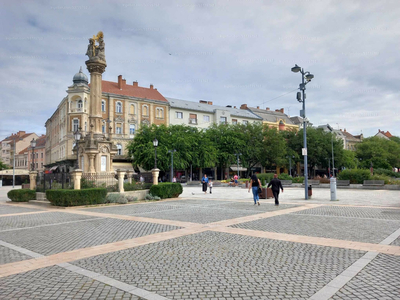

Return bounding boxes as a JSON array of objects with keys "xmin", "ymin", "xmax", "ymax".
[
  {"xmin": 188, "ymin": 118, "xmax": 198, "ymax": 125},
  {"xmin": 70, "ymin": 108, "xmax": 87, "ymax": 113}
]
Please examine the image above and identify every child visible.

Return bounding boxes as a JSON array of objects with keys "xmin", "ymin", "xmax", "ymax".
[{"xmin": 209, "ymin": 180, "xmax": 213, "ymax": 194}]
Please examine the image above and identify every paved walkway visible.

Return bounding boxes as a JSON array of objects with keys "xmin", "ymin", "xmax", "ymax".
[{"xmin": 0, "ymin": 185, "xmax": 399, "ymax": 299}]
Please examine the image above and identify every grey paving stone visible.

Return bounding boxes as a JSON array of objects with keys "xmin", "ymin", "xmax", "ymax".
[
  {"xmin": 0, "ymin": 218, "xmax": 181, "ymax": 255},
  {"xmin": 390, "ymin": 235, "xmax": 400, "ymax": 246},
  {"xmin": 330, "ymin": 254, "xmax": 400, "ymax": 300},
  {"xmin": 230, "ymin": 214, "xmax": 400, "ymax": 244},
  {"xmin": 0, "ymin": 211, "xmax": 98, "ymax": 231},
  {"xmin": 0, "ymin": 265, "xmax": 144, "ymax": 299},
  {"xmin": 71, "ymin": 231, "xmax": 365, "ymax": 299},
  {"xmin": 294, "ymin": 205, "xmax": 400, "ymax": 221},
  {"xmin": 0, "ymin": 205, "xmax": 45, "ymax": 215},
  {"xmin": 0, "ymin": 244, "xmax": 32, "ymax": 265}
]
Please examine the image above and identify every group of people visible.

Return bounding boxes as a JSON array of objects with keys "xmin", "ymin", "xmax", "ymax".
[{"xmin": 200, "ymin": 173, "xmax": 284, "ymax": 206}]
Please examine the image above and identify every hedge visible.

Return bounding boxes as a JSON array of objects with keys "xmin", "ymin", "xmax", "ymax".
[
  {"xmin": 7, "ymin": 189, "xmax": 36, "ymax": 202},
  {"xmin": 149, "ymin": 183, "xmax": 183, "ymax": 199},
  {"xmin": 374, "ymin": 168, "xmax": 400, "ymax": 178},
  {"xmin": 337, "ymin": 169, "xmax": 371, "ymax": 184},
  {"xmin": 46, "ymin": 188, "xmax": 107, "ymax": 207},
  {"xmin": 256, "ymin": 173, "xmax": 275, "ymax": 185}
]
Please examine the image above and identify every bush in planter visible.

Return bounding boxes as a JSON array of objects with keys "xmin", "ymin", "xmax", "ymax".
[
  {"xmin": 145, "ymin": 193, "xmax": 161, "ymax": 201},
  {"xmin": 257, "ymin": 173, "xmax": 275, "ymax": 185},
  {"xmin": 7, "ymin": 189, "xmax": 36, "ymax": 202},
  {"xmin": 278, "ymin": 173, "xmax": 292, "ymax": 180},
  {"xmin": 374, "ymin": 168, "xmax": 400, "ymax": 178},
  {"xmin": 46, "ymin": 188, "xmax": 107, "ymax": 207},
  {"xmin": 149, "ymin": 182, "xmax": 183, "ymax": 199},
  {"xmin": 337, "ymin": 169, "xmax": 371, "ymax": 184},
  {"xmin": 292, "ymin": 176, "xmax": 304, "ymax": 183},
  {"xmin": 370, "ymin": 174, "xmax": 390, "ymax": 184}
]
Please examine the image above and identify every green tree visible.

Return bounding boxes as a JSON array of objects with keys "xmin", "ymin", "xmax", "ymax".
[
  {"xmin": 0, "ymin": 159, "xmax": 7, "ymax": 170},
  {"xmin": 259, "ymin": 126, "xmax": 287, "ymax": 169},
  {"xmin": 339, "ymin": 149, "xmax": 358, "ymax": 169},
  {"xmin": 236, "ymin": 122, "xmax": 264, "ymax": 174},
  {"xmin": 356, "ymin": 137, "xmax": 400, "ymax": 169}
]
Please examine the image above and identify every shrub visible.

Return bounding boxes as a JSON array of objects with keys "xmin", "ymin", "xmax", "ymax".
[
  {"xmin": 125, "ymin": 195, "xmax": 138, "ymax": 202},
  {"xmin": 46, "ymin": 188, "xmax": 107, "ymax": 207},
  {"xmin": 145, "ymin": 193, "xmax": 161, "ymax": 201},
  {"xmin": 123, "ymin": 182, "xmax": 152, "ymax": 191},
  {"xmin": 278, "ymin": 173, "xmax": 292, "ymax": 180},
  {"xmin": 105, "ymin": 193, "xmax": 129, "ymax": 204},
  {"xmin": 374, "ymin": 168, "xmax": 400, "ymax": 178},
  {"xmin": 370, "ymin": 174, "xmax": 390, "ymax": 184},
  {"xmin": 292, "ymin": 176, "xmax": 305, "ymax": 183},
  {"xmin": 7, "ymin": 189, "xmax": 36, "ymax": 202},
  {"xmin": 257, "ymin": 173, "xmax": 275, "ymax": 185},
  {"xmin": 149, "ymin": 182, "xmax": 183, "ymax": 199},
  {"xmin": 81, "ymin": 178, "xmax": 97, "ymax": 189},
  {"xmin": 337, "ymin": 169, "xmax": 371, "ymax": 184}
]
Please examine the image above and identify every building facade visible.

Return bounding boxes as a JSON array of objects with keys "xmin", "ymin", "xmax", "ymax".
[{"xmin": 0, "ymin": 131, "xmax": 38, "ymax": 168}]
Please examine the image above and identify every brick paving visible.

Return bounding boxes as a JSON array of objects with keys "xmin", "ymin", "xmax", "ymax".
[{"xmin": 0, "ymin": 185, "xmax": 399, "ymax": 299}]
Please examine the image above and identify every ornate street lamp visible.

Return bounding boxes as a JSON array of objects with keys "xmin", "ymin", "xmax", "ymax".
[
  {"xmin": 153, "ymin": 138, "xmax": 158, "ymax": 169},
  {"xmin": 30, "ymin": 138, "xmax": 36, "ymax": 171},
  {"xmin": 74, "ymin": 128, "xmax": 82, "ymax": 169},
  {"xmin": 235, "ymin": 152, "xmax": 242, "ymax": 178},
  {"xmin": 292, "ymin": 64, "xmax": 314, "ymax": 199}
]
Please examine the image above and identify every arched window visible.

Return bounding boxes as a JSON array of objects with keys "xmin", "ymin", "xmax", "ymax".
[
  {"xmin": 116, "ymin": 102, "xmax": 122, "ymax": 113},
  {"xmin": 142, "ymin": 105, "xmax": 148, "ymax": 116},
  {"xmin": 101, "ymin": 100, "xmax": 106, "ymax": 112},
  {"xmin": 156, "ymin": 108, "xmax": 164, "ymax": 118},
  {"xmin": 130, "ymin": 104, "xmax": 135, "ymax": 115},
  {"xmin": 117, "ymin": 144, "xmax": 122, "ymax": 155},
  {"xmin": 77, "ymin": 99, "xmax": 83, "ymax": 109}
]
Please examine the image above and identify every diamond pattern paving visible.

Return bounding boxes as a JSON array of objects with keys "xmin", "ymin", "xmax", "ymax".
[
  {"xmin": 0, "ymin": 211, "xmax": 98, "ymax": 231},
  {"xmin": 0, "ymin": 245, "xmax": 32, "ymax": 265},
  {"xmin": 72, "ymin": 231, "xmax": 365, "ymax": 300},
  {"xmin": 330, "ymin": 254, "xmax": 400, "ymax": 300},
  {"xmin": 230, "ymin": 214, "xmax": 400, "ymax": 244},
  {"xmin": 0, "ymin": 218, "xmax": 181, "ymax": 255},
  {"xmin": 0, "ymin": 265, "xmax": 144, "ymax": 300},
  {"xmin": 294, "ymin": 205, "xmax": 400, "ymax": 221},
  {"xmin": 0, "ymin": 205, "xmax": 44, "ymax": 215}
]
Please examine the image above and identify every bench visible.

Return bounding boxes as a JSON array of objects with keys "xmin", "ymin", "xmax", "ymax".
[
  {"xmin": 302, "ymin": 180, "xmax": 320, "ymax": 185},
  {"xmin": 363, "ymin": 180, "xmax": 385, "ymax": 186},
  {"xmin": 281, "ymin": 180, "xmax": 292, "ymax": 186},
  {"xmin": 336, "ymin": 180, "xmax": 350, "ymax": 186}
]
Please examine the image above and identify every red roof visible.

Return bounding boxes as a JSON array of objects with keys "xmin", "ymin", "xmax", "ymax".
[
  {"xmin": 18, "ymin": 146, "xmax": 29, "ymax": 155},
  {"xmin": 97, "ymin": 80, "xmax": 167, "ymax": 102},
  {"xmin": 377, "ymin": 130, "xmax": 393, "ymax": 138}
]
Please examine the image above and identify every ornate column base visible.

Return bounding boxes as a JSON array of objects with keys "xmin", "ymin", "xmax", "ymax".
[
  {"xmin": 29, "ymin": 171, "xmax": 38, "ymax": 190},
  {"xmin": 152, "ymin": 168, "xmax": 160, "ymax": 185},
  {"xmin": 71, "ymin": 170, "xmax": 83, "ymax": 190},
  {"xmin": 116, "ymin": 169, "xmax": 126, "ymax": 193}
]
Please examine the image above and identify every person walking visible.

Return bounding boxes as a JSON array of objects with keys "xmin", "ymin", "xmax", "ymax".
[
  {"xmin": 248, "ymin": 174, "xmax": 261, "ymax": 205},
  {"xmin": 234, "ymin": 174, "xmax": 239, "ymax": 186},
  {"xmin": 267, "ymin": 174, "xmax": 284, "ymax": 206},
  {"xmin": 201, "ymin": 174, "xmax": 209, "ymax": 194}
]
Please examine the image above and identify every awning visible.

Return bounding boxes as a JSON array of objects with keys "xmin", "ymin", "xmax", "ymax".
[
  {"xmin": 113, "ymin": 162, "xmax": 136, "ymax": 173},
  {"xmin": 0, "ymin": 169, "xmax": 30, "ymax": 176},
  {"xmin": 230, "ymin": 166, "xmax": 248, "ymax": 172},
  {"xmin": 50, "ymin": 166, "xmax": 58, "ymax": 171}
]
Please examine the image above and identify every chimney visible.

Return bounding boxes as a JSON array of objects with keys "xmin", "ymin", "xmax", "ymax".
[
  {"xmin": 266, "ymin": 107, "xmax": 270, "ymax": 111},
  {"xmin": 199, "ymin": 100, "xmax": 207, "ymax": 104},
  {"xmin": 240, "ymin": 104, "xmax": 247, "ymax": 109},
  {"xmin": 133, "ymin": 81, "xmax": 138, "ymax": 87},
  {"xmin": 122, "ymin": 79, "xmax": 126, "ymax": 88},
  {"xmin": 257, "ymin": 106, "xmax": 260, "ymax": 109},
  {"xmin": 150, "ymin": 84, "xmax": 154, "ymax": 89},
  {"xmin": 344, "ymin": 128, "xmax": 346, "ymax": 132},
  {"xmin": 118, "ymin": 75, "xmax": 122, "ymax": 89},
  {"xmin": 208, "ymin": 101, "xmax": 213, "ymax": 105},
  {"xmin": 280, "ymin": 108, "xmax": 284, "ymax": 113},
  {"xmin": 234, "ymin": 106, "xmax": 236, "ymax": 108}
]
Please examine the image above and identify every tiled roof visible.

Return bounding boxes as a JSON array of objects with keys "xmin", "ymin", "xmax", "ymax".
[
  {"xmin": 18, "ymin": 146, "xmax": 29, "ymax": 155},
  {"xmin": 99, "ymin": 81, "xmax": 167, "ymax": 102},
  {"xmin": 166, "ymin": 97, "xmax": 262, "ymax": 120},
  {"xmin": 246, "ymin": 107, "xmax": 295, "ymax": 124}
]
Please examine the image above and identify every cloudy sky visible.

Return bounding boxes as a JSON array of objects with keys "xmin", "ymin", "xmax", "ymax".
[{"xmin": 1, "ymin": 0, "xmax": 399, "ymax": 141}]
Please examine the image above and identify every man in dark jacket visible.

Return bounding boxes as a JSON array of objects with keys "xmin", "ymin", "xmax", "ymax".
[{"xmin": 267, "ymin": 174, "xmax": 284, "ymax": 205}]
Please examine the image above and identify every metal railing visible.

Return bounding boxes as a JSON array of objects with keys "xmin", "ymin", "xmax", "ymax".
[
  {"xmin": 81, "ymin": 172, "xmax": 118, "ymax": 192},
  {"xmin": 36, "ymin": 172, "xmax": 73, "ymax": 192}
]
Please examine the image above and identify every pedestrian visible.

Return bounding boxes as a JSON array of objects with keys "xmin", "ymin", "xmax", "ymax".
[
  {"xmin": 248, "ymin": 174, "xmax": 261, "ymax": 205},
  {"xmin": 234, "ymin": 174, "xmax": 238, "ymax": 186},
  {"xmin": 209, "ymin": 180, "xmax": 213, "ymax": 194},
  {"xmin": 267, "ymin": 174, "xmax": 284, "ymax": 206},
  {"xmin": 172, "ymin": 176, "xmax": 177, "ymax": 183},
  {"xmin": 201, "ymin": 174, "xmax": 209, "ymax": 194}
]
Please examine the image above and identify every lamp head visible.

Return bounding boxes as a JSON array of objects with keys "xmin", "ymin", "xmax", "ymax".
[
  {"xmin": 291, "ymin": 64, "xmax": 301, "ymax": 73},
  {"xmin": 153, "ymin": 138, "xmax": 158, "ymax": 147},
  {"xmin": 74, "ymin": 130, "xmax": 81, "ymax": 141},
  {"xmin": 30, "ymin": 138, "xmax": 36, "ymax": 148},
  {"xmin": 305, "ymin": 74, "xmax": 314, "ymax": 81}
]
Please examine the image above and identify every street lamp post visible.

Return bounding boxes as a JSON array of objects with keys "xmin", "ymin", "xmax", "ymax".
[
  {"xmin": 168, "ymin": 149, "xmax": 176, "ymax": 182},
  {"xmin": 74, "ymin": 129, "xmax": 82, "ymax": 169},
  {"xmin": 286, "ymin": 155, "xmax": 294, "ymax": 176},
  {"xmin": 30, "ymin": 138, "xmax": 36, "ymax": 171},
  {"xmin": 331, "ymin": 134, "xmax": 335, "ymax": 177},
  {"xmin": 292, "ymin": 64, "xmax": 314, "ymax": 200},
  {"xmin": 235, "ymin": 153, "xmax": 241, "ymax": 178},
  {"xmin": 153, "ymin": 138, "xmax": 158, "ymax": 169}
]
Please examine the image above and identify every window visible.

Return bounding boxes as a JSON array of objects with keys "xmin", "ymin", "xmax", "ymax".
[
  {"xmin": 101, "ymin": 100, "xmax": 106, "ymax": 112},
  {"xmin": 242, "ymin": 120, "xmax": 248, "ymax": 125},
  {"xmin": 117, "ymin": 144, "xmax": 122, "ymax": 155},
  {"xmin": 116, "ymin": 102, "xmax": 122, "ymax": 113},
  {"xmin": 100, "ymin": 156, "xmax": 106, "ymax": 171},
  {"xmin": 189, "ymin": 113, "xmax": 197, "ymax": 124},
  {"xmin": 142, "ymin": 105, "xmax": 149, "ymax": 116},
  {"xmin": 77, "ymin": 99, "xmax": 82, "ymax": 109},
  {"xmin": 232, "ymin": 119, "xmax": 237, "ymax": 125},
  {"xmin": 85, "ymin": 122, "xmax": 87, "ymax": 132},
  {"xmin": 41, "ymin": 163, "xmax": 43, "ymax": 168},
  {"xmin": 220, "ymin": 116, "xmax": 227, "ymax": 124},
  {"xmin": 73, "ymin": 119, "xmax": 79, "ymax": 132},
  {"xmin": 156, "ymin": 108, "xmax": 164, "ymax": 119},
  {"xmin": 36, "ymin": 153, "xmax": 38, "ymax": 158},
  {"xmin": 130, "ymin": 124, "xmax": 135, "ymax": 135},
  {"xmin": 176, "ymin": 112, "xmax": 183, "ymax": 119},
  {"xmin": 102, "ymin": 125, "xmax": 105, "ymax": 133},
  {"xmin": 116, "ymin": 126, "xmax": 122, "ymax": 134},
  {"xmin": 41, "ymin": 153, "xmax": 43, "ymax": 158},
  {"xmin": 203, "ymin": 115, "xmax": 210, "ymax": 123},
  {"xmin": 130, "ymin": 104, "xmax": 135, "ymax": 115}
]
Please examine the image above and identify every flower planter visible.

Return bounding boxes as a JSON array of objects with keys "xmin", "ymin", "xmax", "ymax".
[{"xmin": 259, "ymin": 187, "xmax": 273, "ymax": 199}]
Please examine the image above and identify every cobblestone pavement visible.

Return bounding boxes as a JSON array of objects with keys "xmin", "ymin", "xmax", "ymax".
[{"xmin": 0, "ymin": 185, "xmax": 399, "ymax": 299}]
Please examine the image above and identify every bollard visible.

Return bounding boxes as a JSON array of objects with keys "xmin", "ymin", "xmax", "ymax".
[{"xmin": 330, "ymin": 177, "xmax": 338, "ymax": 201}]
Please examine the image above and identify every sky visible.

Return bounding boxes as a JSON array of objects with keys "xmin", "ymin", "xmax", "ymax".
[{"xmin": 0, "ymin": 0, "xmax": 399, "ymax": 141}]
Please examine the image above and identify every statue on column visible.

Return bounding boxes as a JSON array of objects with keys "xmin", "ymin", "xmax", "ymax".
[{"xmin": 85, "ymin": 31, "xmax": 106, "ymax": 63}]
